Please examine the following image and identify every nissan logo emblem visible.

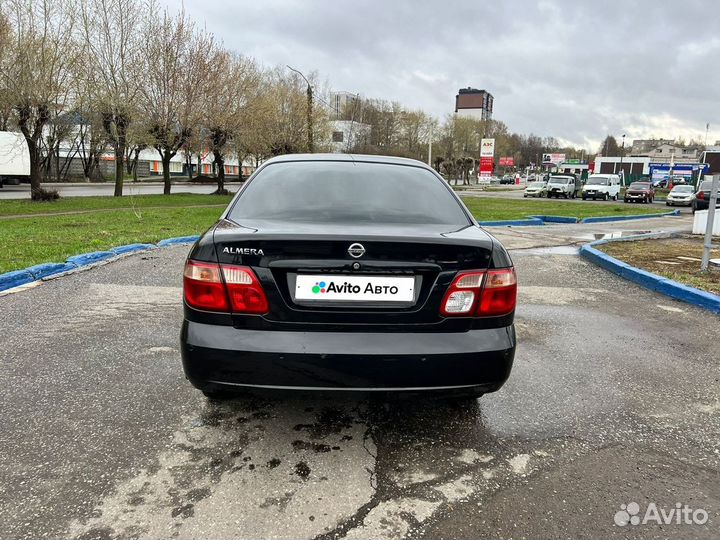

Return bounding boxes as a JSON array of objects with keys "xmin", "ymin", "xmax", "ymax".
[{"xmin": 347, "ymin": 243, "xmax": 365, "ymax": 258}]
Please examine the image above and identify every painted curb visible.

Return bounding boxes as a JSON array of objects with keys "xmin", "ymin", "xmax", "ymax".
[
  {"xmin": 579, "ymin": 233, "xmax": 720, "ymax": 314},
  {"xmin": 0, "ymin": 236, "xmax": 198, "ymax": 293},
  {"xmin": 157, "ymin": 235, "xmax": 200, "ymax": 246},
  {"xmin": 580, "ymin": 209, "xmax": 680, "ymax": 224},
  {"xmin": 529, "ymin": 215, "xmax": 579, "ymax": 224},
  {"xmin": 479, "ymin": 218, "xmax": 544, "ymax": 227},
  {"xmin": 480, "ymin": 210, "xmax": 679, "ymax": 227}
]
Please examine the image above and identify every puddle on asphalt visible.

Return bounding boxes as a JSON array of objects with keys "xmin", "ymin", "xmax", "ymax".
[
  {"xmin": 575, "ymin": 230, "xmax": 652, "ymax": 241},
  {"xmin": 512, "ymin": 245, "xmax": 579, "ymax": 255}
]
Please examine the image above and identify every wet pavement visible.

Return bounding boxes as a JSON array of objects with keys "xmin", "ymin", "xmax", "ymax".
[{"xmin": 0, "ymin": 215, "xmax": 718, "ymax": 539}]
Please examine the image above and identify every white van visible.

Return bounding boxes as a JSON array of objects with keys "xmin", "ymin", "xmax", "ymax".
[
  {"xmin": 582, "ymin": 174, "xmax": 621, "ymax": 201},
  {"xmin": 0, "ymin": 131, "xmax": 30, "ymax": 187}
]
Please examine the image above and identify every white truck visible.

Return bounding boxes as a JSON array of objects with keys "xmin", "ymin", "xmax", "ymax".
[{"xmin": 0, "ymin": 131, "xmax": 31, "ymax": 187}]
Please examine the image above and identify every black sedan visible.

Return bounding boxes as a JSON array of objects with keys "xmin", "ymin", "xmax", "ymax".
[
  {"xmin": 693, "ymin": 178, "xmax": 720, "ymax": 213},
  {"xmin": 181, "ymin": 154, "xmax": 517, "ymax": 400}
]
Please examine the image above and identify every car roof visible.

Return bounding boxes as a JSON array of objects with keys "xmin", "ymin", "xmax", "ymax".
[{"xmin": 259, "ymin": 153, "xmax": 431, "ymax": 169}]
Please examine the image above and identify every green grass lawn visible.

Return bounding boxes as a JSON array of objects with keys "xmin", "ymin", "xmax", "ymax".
[
  {"xmin": 460, "ymin": 197, "xmax": 661, "ymax": 221},
  {"xmin": 0, "ymin": 194, "xmax": 664, "ymax": 274},
  {"xmin": 0, "ymin": 193, "xmax": 233, "ymax": 217}
]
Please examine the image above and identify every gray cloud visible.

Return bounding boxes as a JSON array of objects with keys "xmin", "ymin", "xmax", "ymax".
[{"xmin": 166, "ymin": 0, "xmax": 720, "ymax": 150}]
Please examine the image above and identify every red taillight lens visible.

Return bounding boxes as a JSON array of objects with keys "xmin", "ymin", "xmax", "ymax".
[
  {"xmin": 183, "ymin": 261, "xmax": 229, "ymax": 311},
  {"xmin": 183, "ymin": 261, "xmax": 268, "ymax": 314},
  {"xmin": 697, "ymin": 191, "xmax": 704, "ymax": 200},
  {"xmin": 222, "ymin": 265, "xmax": 269, "ymax": 314},
  {"xmin": 440, "ymin": 268, "xmax": 517, "ymax": 317},
  {"xmin": 477, "ymin": 268, "xmax": 517, "ymax": 316}
]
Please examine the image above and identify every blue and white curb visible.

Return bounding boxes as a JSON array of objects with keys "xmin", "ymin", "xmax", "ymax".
[
  {"xmin": 0, "ymin": 235, "xmax": 199, "ymax": 293},
  {"xmin": 579, "ymin": 232, "xmax": 720, "ymax": 314},
  {"xmin": 480, "ymin": 209, "xmax": 680, "ymax": 227}
]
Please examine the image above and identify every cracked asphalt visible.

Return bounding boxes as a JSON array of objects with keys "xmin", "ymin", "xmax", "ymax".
[{"xmin": 1, "ymin": 214, "xmax": 718, "ymax": 539}]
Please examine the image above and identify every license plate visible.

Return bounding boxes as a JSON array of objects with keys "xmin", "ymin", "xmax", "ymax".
[{"xmin": 295, "ymin": 274, "xmax": 414, "ymax": 302}]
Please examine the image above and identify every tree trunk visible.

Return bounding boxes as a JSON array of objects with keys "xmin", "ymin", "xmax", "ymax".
[
  {"xmin": 162, "ymin": 152, "xmax": 172, "ymax": 194},
  {"xmin": 113, "ymin": 116, "xmax": 128, "ymax": 196},
  {"xmin": 28, "ymin": 140, "xmax": 42, "ymax": 199},
  {"xmin": 185, "ymin": 153, "xmax": 192, "ymax": 181},
  {"xmin": 114, "ymin": 142, "xmax": 124, "ymax": 196},
  {"xmin": 215, "ymin": 152, "xmax": 225, "ymax": 193},
  {"xmin": 132, "ymin": 148, "xmax": 140, "ymax": 183}
]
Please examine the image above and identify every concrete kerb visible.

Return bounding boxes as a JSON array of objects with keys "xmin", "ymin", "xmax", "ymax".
[
  {"xmin": 480, "ymin": 209, "xmax": 679, "ymax": 227},
  {"xmin": 579, "ymin": 232, "xmax": 720, "ymax": 314},
  {"xmin": 0, "ymin": 236, "xmax": 200, "ymax": 294}
]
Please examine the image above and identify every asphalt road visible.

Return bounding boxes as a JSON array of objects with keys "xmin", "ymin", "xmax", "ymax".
[
  {"xmin": 1, "ymin": 215, "xmax": 718, "ymax": 539},
  {"xmin": 0, "ymin": 182, "xmax": 241, "ymax": 199}
]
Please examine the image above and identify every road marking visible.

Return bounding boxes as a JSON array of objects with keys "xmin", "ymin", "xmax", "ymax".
[{"xmin": 657, "ymin": 304, "xmax": 684, "ymax": 313}]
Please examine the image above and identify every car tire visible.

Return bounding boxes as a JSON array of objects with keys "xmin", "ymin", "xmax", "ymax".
[{"xmin": 604, "ymin": 193, "xmax": 609, "ymax": 201}]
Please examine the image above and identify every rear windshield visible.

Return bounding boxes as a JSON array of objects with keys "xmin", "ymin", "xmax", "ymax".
[
  {"xmin": 699, "ymin": 180, "xmax": 717, "ymax": 191},
  {"xmin": 228, "ymin": 161, "xmax": 471, "ymax": 225}
]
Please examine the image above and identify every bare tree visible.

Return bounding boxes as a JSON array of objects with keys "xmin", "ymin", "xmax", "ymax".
[
  {"xmin": 139, "ymin": 8, "xmax": 215, "ymax": 194},
  {"xmin": 203, "ymin": 52, "xmax": 261, "ymax": 194},
  {"xmin": 80, "ymin": 0, "xmax": 146, "ymax": 196},
  {"xmin": 0, "ymin": 0, "xmax": 79, "ymax": 199}
]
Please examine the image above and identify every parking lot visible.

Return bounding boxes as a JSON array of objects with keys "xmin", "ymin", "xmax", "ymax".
[{"xmin": 1, "ymin": 214, "xmax": 717, "ymax": 539}]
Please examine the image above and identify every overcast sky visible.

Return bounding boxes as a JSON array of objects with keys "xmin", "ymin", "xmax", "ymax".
[{"xmin": 165, "ymin": 0, "xmax": 718, "ymax": 151}]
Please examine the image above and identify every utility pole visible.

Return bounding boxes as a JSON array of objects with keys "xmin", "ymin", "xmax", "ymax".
[
  {"xmin": 287, "ymin": 66, "xmax": 314, "ymax": 153},
  {"xmin": 428, "ymin": 124, "xmax": 433, "ymax": 167},
  {"xmin": 700, "ymin": 174, "xmax": 719, "ymax": 272},
  {"xmin": 619, "ymin": 134, "xmax": 626, "ymax": 184}
]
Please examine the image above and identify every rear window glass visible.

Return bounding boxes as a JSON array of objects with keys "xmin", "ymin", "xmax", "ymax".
[{"xmin": 228, "ymin": 161, "xmax": 471, "ymax": 225}]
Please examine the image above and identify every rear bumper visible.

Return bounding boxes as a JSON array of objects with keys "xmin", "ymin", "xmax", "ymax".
[{"xmin": 181, "ymin": 320, "xmax": 515, "ymax": 394}]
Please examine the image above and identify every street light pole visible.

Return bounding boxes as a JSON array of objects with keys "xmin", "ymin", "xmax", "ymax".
[
  {"xmin": 619, "ymin": 134, "xmax": 626, "ymax": 184},
  {"xmin": 287, "ymin": 65, "xmax": 314, "ymax": 153}
]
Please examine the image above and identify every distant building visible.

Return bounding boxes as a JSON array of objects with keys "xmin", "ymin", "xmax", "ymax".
[
  {"xmin": 630, "ymin": 138, "xmax": 673, "ymax": 155},
  {"xmin": 329, "ymin": 91, "xmax": 361, "ymax": 119},
  {"xmin": 630, "ymin": 141, "xmax": 701, "ymax": 163},
  {"xmin": 329, "ymin": 120, "xmax": 371, "ymax": 153},
  {"xmin": 454, "ymin": 87, "xmax": 493, "ymax": 120}
]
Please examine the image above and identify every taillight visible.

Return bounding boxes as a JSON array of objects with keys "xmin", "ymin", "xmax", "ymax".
[
  {"xmin": 222, "ymin": 265, "xmax": 269, "ymax": 314},
  {"xmin": 184, "ymin": 261, "xmax": 229, "ymax": 311},
  {"xmin": 440, "ymin": 268, "xmax": 517, "ymax": 317},
  {"xmin": 183, "ymin": 261, "xmax": 268, "ymax": 314},
  {"xmin": 697, "ymin": 191, "xmax": 704, "ymax": 200},
  {"xmin": 477, "ymin": 268, "xmax": 517, "ymax": 316}
]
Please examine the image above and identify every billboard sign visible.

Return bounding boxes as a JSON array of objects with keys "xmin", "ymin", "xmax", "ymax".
[
  {"xmin": 479, "ymin": 156, "xmax": 494, "ymax": 177},
  {"xmin": 480, "ymin": 138, "xmax": 495, "ymax": 158},
  {"xmin": 542, "ymin": 153, "xmax": 566, "ymax": 165}
]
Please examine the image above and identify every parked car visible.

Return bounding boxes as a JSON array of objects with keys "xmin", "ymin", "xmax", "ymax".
[
  {"xmin": 181, "ymin": 154, "xmax": 517, "ymax": 400},
  {"xmin": 669, "ymin": 175, "xmax": 687, "ymax": 185},
  {"xmin": 546, "ymin": 174, "xmax": 581, "ymax": 198},
  {"xmin": 624, "ymin": 182, "xmax": 655, "ymax": 203},
  {"xmin": 581, "ymin": 174, "xmax": 621, "ymax": 201},
  {"xmin": 665, "ymin": 185, "xmax": 695, "ymax": 207},
  {"xmin": 652, "ymin": 178, "xmax": 668, "ymax": 188},
  {"xmin": 692, "ymin": 178, "xmax": 720, "ymax": 213},
  {"xmin": 523, "ymin": 179, "xmax": 547, "ymax": 198}
]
